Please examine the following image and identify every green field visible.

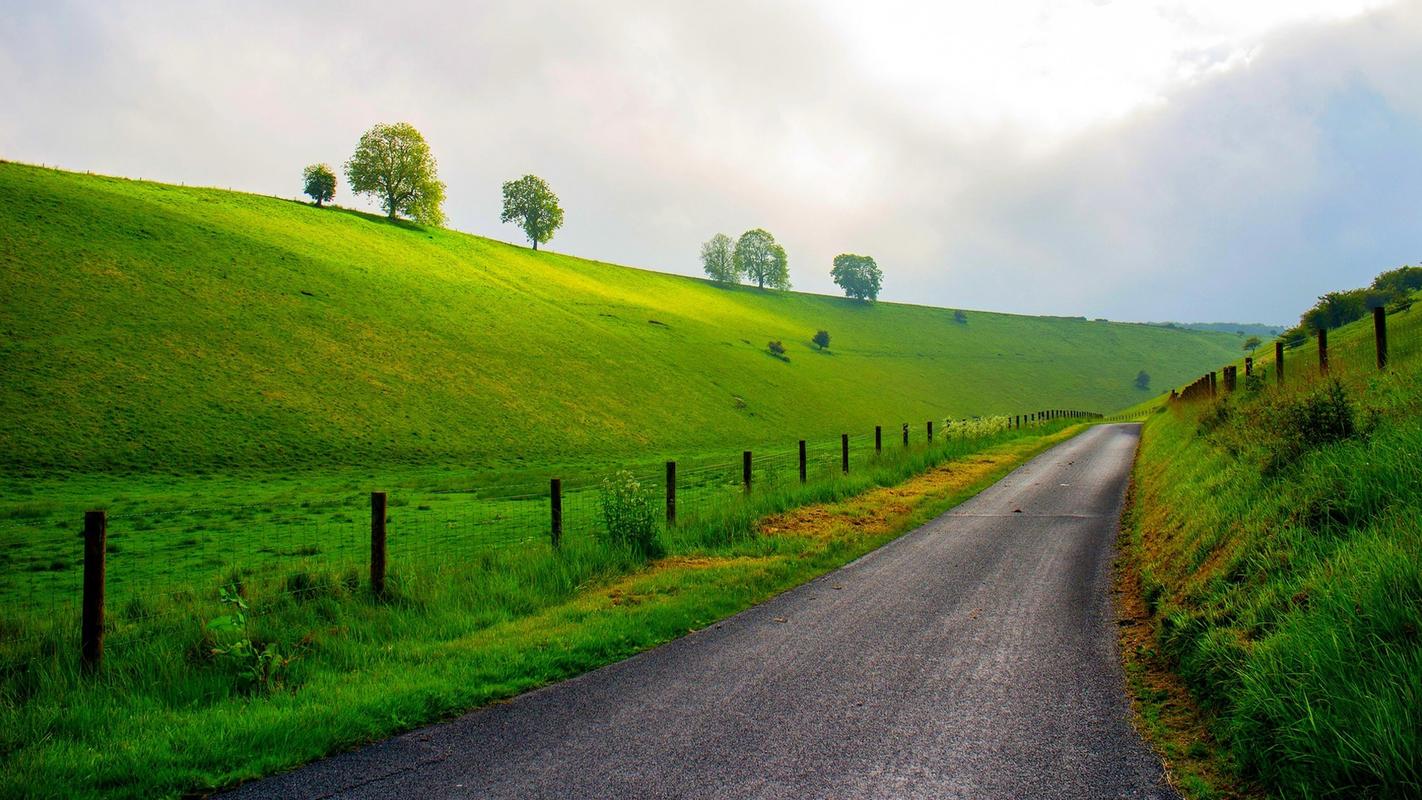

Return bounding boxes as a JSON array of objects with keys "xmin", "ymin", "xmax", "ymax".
[
  {"xmin": 0, "ymin": 161, "xmax": 1240, "ymax": 480},
  {"xmin": 1123, "ymin": 303, "xmax": 1422, "ymax": 797}
]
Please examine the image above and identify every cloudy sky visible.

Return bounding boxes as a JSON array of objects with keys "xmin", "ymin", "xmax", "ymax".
[{"xmin": 3, "ymin": 1, "xmax": 1419, "ymax": 323}]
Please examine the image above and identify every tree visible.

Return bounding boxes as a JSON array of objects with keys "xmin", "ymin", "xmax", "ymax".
[
  {"xmin": 1243, "ymin": 336, "xmax": 1262, "ymax": 353},
  {"xmin": 767, "ymin": 340, "xmax": 786, "ymax": 359},
  {"xmin": 344, "ymin": 123, "xmax": 446, "ymax": 225},
  {"xmin": 1134, "ymin": 370, "xmax": 1151, "ymax": 390},
  {"xmin": 830, "ymin": 253, "xmax": 883, "ymax": 301},
  {"xmin": 700, "ymin": 233, "xmax": 738, "ymax": 284},
  {"xmin": 500, "ymin": 174, "xmax": 564, "ymax": 250},
  {"xmin": 954, "ymin": 310, "xmax": 968, "ymax": 324},
  {"xmin": 734, "ymin": 229, "xmax": 790, "ymax": 290},
  {"xmin": 812, "ymin": 330, "xmax": 830, "ymax": 350},
  {"xmin": 302, "ymin": 163, "xmax": 336, "ymax": 207}
]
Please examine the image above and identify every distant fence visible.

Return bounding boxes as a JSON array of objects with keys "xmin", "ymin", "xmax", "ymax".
[
  {"xmin": 2, "ymin": 408, "xmax": 1109, "ymax": 672},
  {"xmin": 1170, "ymin": 305, "xmax": 1419, "ymax": 406}
]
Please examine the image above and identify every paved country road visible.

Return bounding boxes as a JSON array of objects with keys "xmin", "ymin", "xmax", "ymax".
[{"xmin": 228, "ymin": 423, "xmax": 1176, "ymax": 800}]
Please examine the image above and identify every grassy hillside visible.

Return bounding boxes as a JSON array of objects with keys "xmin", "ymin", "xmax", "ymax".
[
  {"xmin": 1123, "ymin": 305, "xmax": 1422, "ymax": 797},
  {"xmin": 0, "ymin": 162, "xmax": 1239, "ymax": 475}
]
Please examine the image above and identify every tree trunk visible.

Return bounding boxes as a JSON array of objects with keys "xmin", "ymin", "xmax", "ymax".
[{"xmin": 533, "ymin": 239, "xmax": 538, "ymax": 251}]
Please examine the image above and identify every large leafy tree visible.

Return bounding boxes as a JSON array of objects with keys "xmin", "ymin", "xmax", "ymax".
[
  {"xmin": 830, "ymin": 253, "xmax": 883, "ymax": 301},
  {"xmin": 734, "ymin": 229, "xmax": 789, "ymax": 290},
  {"xmin": 301, "ymin": 163, "xmax": 336, "ymax": 207},
  {"xmin": 344, "ymin": 122, "xmax": 446, "ymax": 225},
  {"xmin": 501, "ymin": 174, "xmax": 564, "ymax": 250},
  {"xmin": 700, "ymin": 233, "xmax": 738, "ymax": 284}
]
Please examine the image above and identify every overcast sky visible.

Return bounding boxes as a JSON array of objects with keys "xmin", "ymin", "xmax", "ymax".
[{"xmin": 3, "ymin": 1, "xmax": 1420, "ymax": 323}]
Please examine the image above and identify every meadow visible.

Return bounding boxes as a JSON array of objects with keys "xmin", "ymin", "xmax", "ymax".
[{"xmin": 1123, "ymin": 299, "xmax": 1422, "ymax": 797}]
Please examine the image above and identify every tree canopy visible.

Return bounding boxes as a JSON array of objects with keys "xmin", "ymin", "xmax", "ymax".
[
  {"xmin": 830, "ymin": 253, "xmax": 883, "ymax": 301},
  {"xmin": 700, "ymin": 233, "xmax": 737, "ymax": 284},
  {"xmin": 302, "ymin": 163, "xmax": 336, "ymax": 207},
  {"xmin": 734, "ymin": 229, "xmax": 789, "ymax": 290},
  {"xmin": 1243, "ymin": 336, "xmax": 1262, "ymax": 353},
  {"xmin": 1135, "ymin": 370, "xmax": 1151, "ymax": 390},
  {"xmin": 812, "ymin": 330, "xmax": 830, "ymax": 350},
  {"xmin": 344, "ymin": 122, "xmax": 446, "ymax": 225},
  {"xmin": 501, "ymin": 174, "xmax": 564, "ymax": 250}
]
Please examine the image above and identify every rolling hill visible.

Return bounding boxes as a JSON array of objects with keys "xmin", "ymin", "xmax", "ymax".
[{"xmin": 0, "ymin": 162, "xmax": 1241, "ymax": 474}]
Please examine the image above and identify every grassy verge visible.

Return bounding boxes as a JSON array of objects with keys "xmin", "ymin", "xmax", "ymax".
[
  {"xmin": 1120, "ymin": 348, "xmax": 1422, "ymax": 796},
  {"xmin": 1, "ymin": 424, "xmax": 1081, "ymax": 799}
]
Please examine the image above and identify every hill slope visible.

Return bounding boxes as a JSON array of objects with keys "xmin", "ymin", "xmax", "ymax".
[{"xmin": 0, "ymin": 163, "xmax": 1240, "ymax": 473}]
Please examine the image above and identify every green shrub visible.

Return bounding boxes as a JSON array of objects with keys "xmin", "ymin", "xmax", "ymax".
[{"xmin": 598, "ymin": 470, "xmax": 662, "ymax": 557}]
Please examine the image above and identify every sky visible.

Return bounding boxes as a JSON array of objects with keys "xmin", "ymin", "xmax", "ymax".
[{"xmin": 3, "ymin": 0, "xmax": 1420, "ymax": 324}]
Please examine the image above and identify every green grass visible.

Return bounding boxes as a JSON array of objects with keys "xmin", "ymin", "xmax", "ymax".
[
  {"xmin": 0, "ymin": 421, "xmax": 1083, "ymax": 799},
  {"xmin": 0, "ymin": 161, "xmax": 1239, "ymax": 478},
  {"xmin": 1124, "ymin": 304, "xmax": 1422, "ymax": 798}
]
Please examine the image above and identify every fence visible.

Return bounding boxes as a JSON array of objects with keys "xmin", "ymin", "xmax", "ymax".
[{"xmin": 1, "ymin": 408, "xmax": 1108, "ymax": 673}]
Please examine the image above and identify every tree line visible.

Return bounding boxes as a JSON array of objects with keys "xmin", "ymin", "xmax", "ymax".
[
  {"xmin": 301, "ymin": 122, "xmax": 565, "ymax": 251},
  {"xmin": 1279, "ymin": 264, "xmax": 1422, "ymax": 347},
  {"xmin": 303, "ymin": 122, "xmax": 890, "ymax": 302}
]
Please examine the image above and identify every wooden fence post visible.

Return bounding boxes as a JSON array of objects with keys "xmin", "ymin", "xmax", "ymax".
[
  {"xmin": 370, "ymin": 492, "xmax": 387, "ymax": 597},
  {"xmin": 875, "ymin": 425, "xmax": 882, "ymax": 453},
  {"xmin": 798, "ymin": 440, "xmax": 807, "ymax": 482},
  {"xmin": 549, "ymin": 480, "xmax": 562, "ymax": 548},
  {"xmin": 1317, "ymin": 328, "xmax": 1328, "ymax": 374},
  {"xmin": 1276, "ymin": 341, "xmax": 1285, "ymax": 384},
  {"xmin": 1375, "ymin": 306, "xmax": 1388, "ymax": 370},
  {"xmin": 841, "ymin": 434, "xmax": 849, "ymax": 473},
  {"xmin": 927, "ymin": 420, "xmax": 934, "ymax": 442},
  {"xmin": 902, "ymin": 423, "xmax": 908, "ymax": 446},
  {"xmin": 743, "ymin": 451, "xmax": 752, "ymax": 492},
  {"xmin": 1223, "ymin": 365, "xmax": 1237, "ymax": 392},
  {"xmin": 81, "ymin": 510, "xmax": 106, "ymax": 672},
  {"xmin": 665, "ymin": 461, "xmax": 676, "ymax": 526},
  {"xmin": 1209, "ymin": 372, "xmax": 1217, "ymax": 397},
  {"xmin": 1245, "ymin": 357, "xmax": 1253, "ymax": 377}
]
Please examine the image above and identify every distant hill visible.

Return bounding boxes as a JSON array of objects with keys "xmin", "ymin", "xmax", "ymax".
[
  {"xmin": 1147, "ymin": 321, "xmax": 1285, "ymax": 338},
  {"xmin": 0, "ymin": 163, "xmax": 1243, "ymax": 473}
]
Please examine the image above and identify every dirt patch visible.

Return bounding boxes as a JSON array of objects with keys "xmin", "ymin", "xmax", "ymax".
[{"xmin": 602, "ymin": 555, "xmax": 779, "ymax": 607}]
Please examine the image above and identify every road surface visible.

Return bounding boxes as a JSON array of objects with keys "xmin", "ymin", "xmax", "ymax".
[{"xmin": 228, "ymin": 423, "xmax": 1175, "ymax": 799}]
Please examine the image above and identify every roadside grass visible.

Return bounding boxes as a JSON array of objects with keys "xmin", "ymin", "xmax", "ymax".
[
  {"xmin": 1121, "ymin": 307, "xmax": 1422, "ymax": 798},
  {"xmin": 0, "ymin": 422, "xmax": 1082, "ymax": 799}
]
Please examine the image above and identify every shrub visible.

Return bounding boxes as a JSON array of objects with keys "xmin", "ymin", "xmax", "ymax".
[
  {"xmin": 768, "ymin": 340, "xmax": 786, "ymax": 358},
  {"xmin": 812, "ymin": 330, "xmax": 830, "ymax": 350},
  {"xmin": 598, "ymin": 471, "xmax": 662, "ymax": 557},
  {"xmin": 1255, "ymin": 378, "xmax": 1358, "ymax": 474},
  {"xmin": 953, "ymin": 310, "xmax": 968, "ymax": 324}
]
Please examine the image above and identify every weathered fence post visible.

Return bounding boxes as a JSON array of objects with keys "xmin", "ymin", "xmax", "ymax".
[
  {"xmin": 1317, "ymin": 328, "xmax": 1328, "ymax": 374},
  {"xmin": 1375, "ymin": 306, "xmax": 1388, "ymax": 370},
  {"xmin": 1276, "ymin": 340, "xmax": 1285, "ymax": 384},
  {"xmin": 1209, "ymin": 371, "xmax": 1217, "ymax": 397},
  {"xmin": 1223, "ymin": 365, "xmax": 1237, "ymax": 392},
  {"xmin": 1245, "ymin": 357, "xmax": 1253, "ymax": 377},
  {"xmin": 902, "ymin": 423, "xmax": 908, "ymax": 446},
  {"xmin": 81, "ymin": 510, "xmax": 106, "ymax": 672},
  {"xmin": 927, "ymin": 420, "xmax": 934, "ymax": 442},
  {"xmin": 743, "ymin": 451, "xmax": 752, "ymax": 492},
  {"xmin": 798, "ymin": 440, "xmax": 807, "ymax": 483},
  {"xmin": 370, "ymin": 492, "xmax": 387, "ymax": 597},
  {"xmin": 875, "ymin": 425, "xmax": 882, "ymax": 453},
  {"xmin": 841, "ymin": 434, "xmax": 849, "ymax": 473},
  {"xmin": 665, "ymin": 461, "xmax": 676, "ymax": 526},
  {"xmin": 549, "ymin": 479, "xmax": 562, "ymax": 549}
]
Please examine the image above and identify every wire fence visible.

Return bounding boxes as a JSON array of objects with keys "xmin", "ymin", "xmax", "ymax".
[{"xmin": 0, "ymin": 409, "xmax": 1103, "ymax": 674}]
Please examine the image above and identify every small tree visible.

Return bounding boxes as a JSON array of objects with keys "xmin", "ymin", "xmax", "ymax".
[
  {"xmin": 1243, "ymin": 336, "xmax": 1262, "ymax": 354},
  {"xmin": 700, "ymin": 233, "xmax": 738, "ymax": 284},
  {"xmin": 1135, "ymin": 370, "xmax": 1151, "ymax": 390},
  {"xmin": 302, "ymin": 163, "xmax": 336, "ymax": 207},
  {"xmin": 344, "ymin": 122, "xmax": 446, "ymax": 225},
  {"xmin": 954, "ymin": 310, "xmax": 968, "ymax": 324},
  {"xmin": 812, "ymin": 330, "xmax": 830, "ymax": 350},
  {"xmin": 768, "ymin": 340, "xmax": 786, "ymax": 359},
  {"xmin": 598, "ymin": 471, "xmax": 661, "ymax": 557},
  {"xmin": 734, "ymin": 229, "xmax": 790, "ymax": 290},
  {"xmin": 830, "ymin": 253, "xmax": 883, "ymax": 301},
  {"xmin": 501, "ymin": 174, "xmax": 564, "ymax": 250}
]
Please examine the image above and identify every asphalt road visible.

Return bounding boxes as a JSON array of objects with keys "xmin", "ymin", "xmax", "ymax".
[{"xmin": 228, "ymin": 423, "xmax": 1175, "ymax": 799}]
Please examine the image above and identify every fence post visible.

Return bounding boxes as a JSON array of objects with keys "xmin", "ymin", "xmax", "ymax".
[
  {"xmin": 1317, "ymin": 328, "xmax": 1328, "ymax": 374},
  {"xmin": 1223, "ymin": 365, "xmax": 1237, "ymax": 392},
  {"xmin": 549, "ymin": 479, "xmax": 562, "ymax": 548},
  {"xmin": 743, "ymin": 451, "xmax": 752, "ymax": 492},
  {"xmin": 370, "ymin": 492, "xmax": 387, "ymax": 597},
  {"xmin": 81, "ymin": 510, "xmax": 106, "ymax": 672},
  {"xmin": 798, "ymin": 440, "xmax": 807, "ymax": 482},
  {"xmin": 1245, "ymin": 357, "xmax": 1253, "ymax": 377},
  {"xmin": 665, "ymin": 461, "xmax": 676, "ymax": 526},
  {"xmin": 841, "ymin": 434, "xmax": 849, "ymax": 473},
  {"xmin": 1375, "ymin": 306, "xmax": 1388, "ymax": 370},
  {"xmin": 1276, "ymin": 340, "xmax": 1285, "ymax": 384},
  {"xmin": 875, "ymin": 425, "xmax": 882, "ymax": 453},
  {"xmin": 927, "ymin": 420, "xmax": 934, "ymax": 442},
  {"xmin": 1209, "ymin": 371, "xmax": 1217, "ymax": 397}
]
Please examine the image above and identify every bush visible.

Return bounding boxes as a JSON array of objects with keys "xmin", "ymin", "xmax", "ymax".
[
  {"xmin": 768, "ymin": 340, "xmax": 786, "ymax": 358},
  {"xmin": 598, "ymin": 471, "xmax": 662, "ymax": 557},
  {"xmin": 812, "ymin": 330, "xmax": 830, "ymax": 350},
  {"xmin": 1255, "ymin": 378, "xmax": 1358, "ymax": 474},
  {"xmin": 953, "ymin": 310, "xmax": 968, "ymax": 324}
]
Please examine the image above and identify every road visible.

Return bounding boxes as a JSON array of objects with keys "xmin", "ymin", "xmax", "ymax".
[{"xmin": 228, "ymin": 423, "xmax": 1175, "ymax": 799}]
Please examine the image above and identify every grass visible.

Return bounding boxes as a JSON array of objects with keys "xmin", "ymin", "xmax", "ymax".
[
  {"xmin": 1120, "ymin": 302, "xmax": 1422, "ymax": 798},
  {"xmin": 0, "ymin": 421, "xmax": 1083, "ymax": 799},
  {"xmin": 0, "ymin": 161, "xmax": 1239, "ymax": 479}
]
